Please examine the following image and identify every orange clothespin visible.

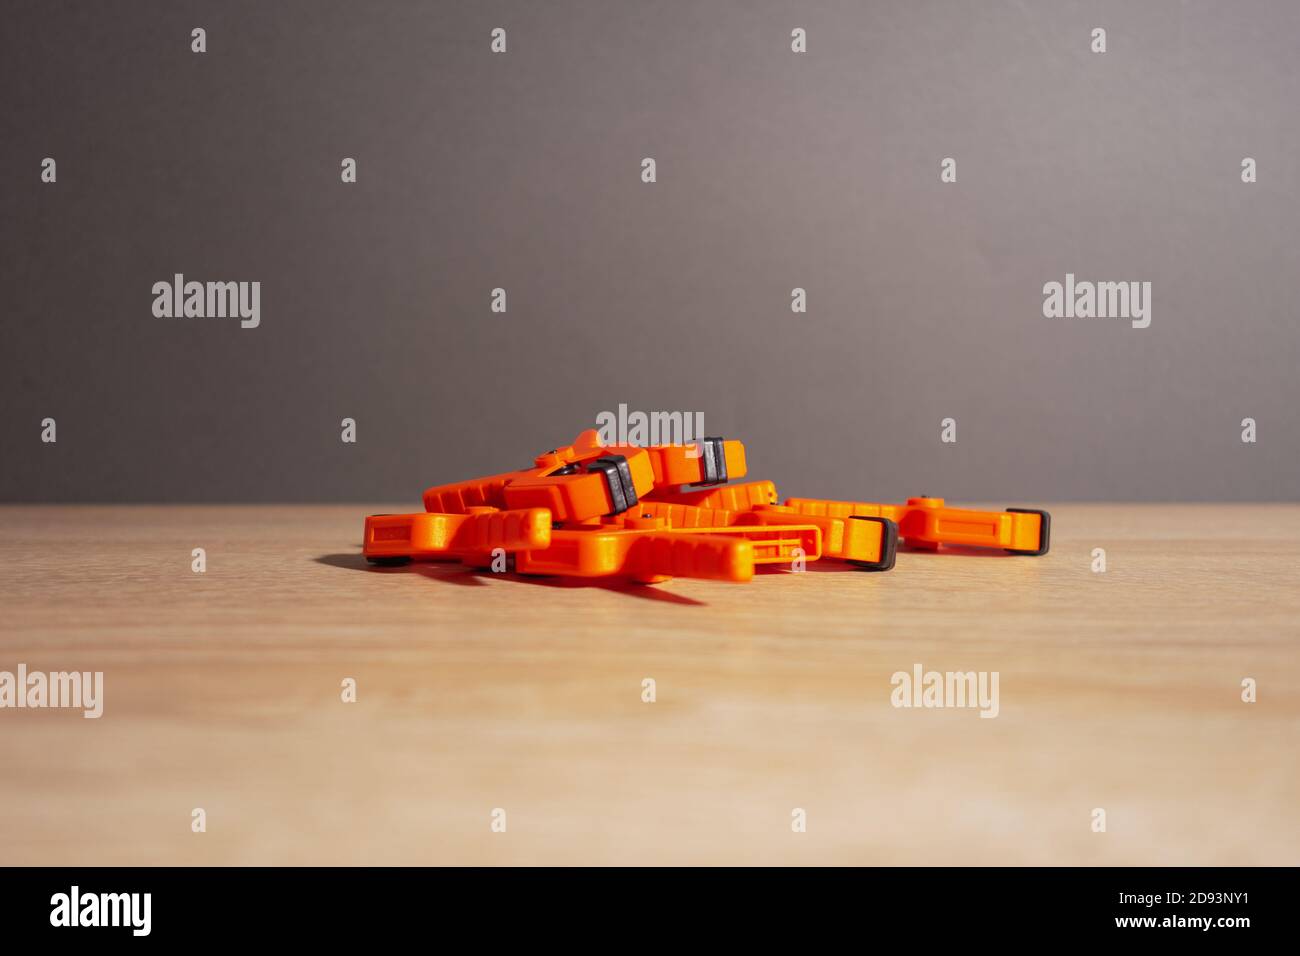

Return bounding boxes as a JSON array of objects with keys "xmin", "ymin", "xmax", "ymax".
[
  {"xmin": 421, "ymin": 429, "xmax": 606, "ymax": 512},
  {"xmin": 505, "ymin": 514, "xmax": 822, "ymax": 584},
  {"xmin": 607, "ymin": 437, "xmax": 747, "ymax": 488},
  {"xmin": 646, "ymin": 479, "xmax": 780, "ymax": 512},
  {"xmin": 514, "ymin": 516, "xmax": 752, "ymax": 583},
  {"xmin": 363, "ymin": 507, "xmax": 552, "ymax": 565},
  {"xmin": 637, "ymin": 499, "xmax": 897, "ymax": 571},
  {"xmin": 500, "ymin": 449, "xmax": 655, "ymax": 521},
  {"xmin": 781, "ymin": 496, "xmax": 1050, "ymax": 555},
  {"xmin": 422, "ymin": 429, "xmax": 655, "ymax": 522}
]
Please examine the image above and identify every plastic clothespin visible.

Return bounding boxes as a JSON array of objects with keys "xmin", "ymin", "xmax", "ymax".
[
  {"xmin": 781, "ymin": 496, "xmax": 1050, "ymax": 555},
  {"xmin": 422, "ymin": 430, "xmax": 655, "ymax": 522},
  {"xmin": 363, "ymin": 507, "xmax": 551, "ymax": 565},
  {"xmin": 503, "ymin": 514, "xmax": 822, "ymax": 584},
  {"xmin": 637, "ymin": 499, "xmax": 897, "ymax": 571}
]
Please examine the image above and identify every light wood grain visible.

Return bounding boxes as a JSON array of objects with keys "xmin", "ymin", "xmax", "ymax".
[{"xmin": 1, "ymin": 504, "xmax": 1297, "ymax": 865}]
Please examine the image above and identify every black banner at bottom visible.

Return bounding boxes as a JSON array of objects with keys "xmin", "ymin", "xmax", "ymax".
[{"xmin": 0, "ymin": 866, "xmax": 1286, "ymax": 942}]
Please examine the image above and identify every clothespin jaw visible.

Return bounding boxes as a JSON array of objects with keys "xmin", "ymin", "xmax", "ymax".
[{"xmin": 1003, "ymin": 508, "xmax": 1051, "ymax": 555}]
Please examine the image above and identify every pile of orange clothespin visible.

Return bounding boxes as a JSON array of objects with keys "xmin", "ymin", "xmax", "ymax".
[{"xmin": 362, "ymin": 429, "xmax": 1050, "ymax": 584}]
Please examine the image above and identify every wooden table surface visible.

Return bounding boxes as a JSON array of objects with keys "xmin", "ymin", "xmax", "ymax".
[{"xmin": 1, "ymin": 504, "xmax": 1296, "ymax": 866}]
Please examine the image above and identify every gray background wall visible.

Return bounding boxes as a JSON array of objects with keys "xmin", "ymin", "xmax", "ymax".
[{"xmin": 2, "ymin": 0, "xmax": 1296, "ymax": 503}]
